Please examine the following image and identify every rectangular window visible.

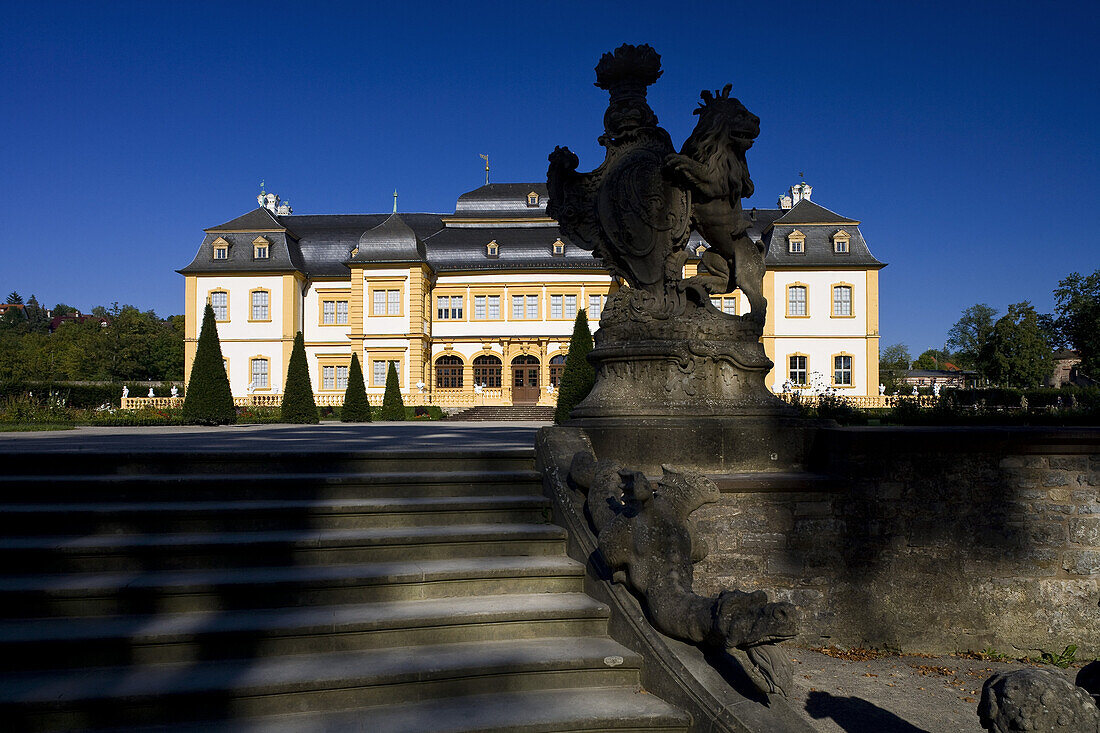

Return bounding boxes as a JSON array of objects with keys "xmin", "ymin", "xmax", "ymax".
[
  {"xmin": 336, "ymin": 301, "xmax": 348, "ymax": 324},
  {"xmin": 486, "ymin": 295, "xmax": 499, "ymax": 319},
  {"xmin": 387, "ymin": 290, "xmax": 399, "ymax": 315},
  {"xmin": 787, "ymin": 286, "xmax": 807, "ymax": 317},
  {"xmin": 373, "ymin": 360, "xmax": 386, "ymax": 386},
  {"xmin": 210, "ymin": 292, "xmax": 228, "ymax": 321},
  {"xmin": 834, "ymin": 240, "xmax": 849, "ymax": 253},
  {"xmin": 550, "ymin": 295, "xmax": 562, "ymax": 319},
  {"xmin": 322, "ymin": 365, "xmax": 335, "ymax": 390},
  {"xmin": 526, "ymin": 295, "xmax": 538, "ymax": 320},
  {"xmin": 437, "ymin": 295, "xmax": 462, "ymax": 320},
  {"xmin": 213, "ymin": 247, "xmax": 228, "ymax": 260},
  {"xmin": 789, "ymin": 355, "xmax": 807, "ymax": 385},
  {"xmin": 834, "ymin": 355, "xmax": 853, "ymax": 386},
  {"xmin": 833, "ymin": 286, "xmax": 852, "ymax": 316},
  {"xmin": 374, "ymin": 290, "xmax": 386, "ymax": 315},
  {"xmin": 512, "ymin": 295, "xmax": 524, "ymax": 320},
  {"xmin": 589, "ymin": 295, "xmax": 602, "ymax": 320},
  {"xmin": 323, "ymin": 300, "xmax": 335, "ymax": 324},
  {"xmin": 254, "ymin": 245, "xmax": 268, "ymax": 259},
  {"xmin": 710, "ymin": 297, "xmax": 721, "ymax": 311},
  {"xmin": 251, "ymin": 291, "xmax": 269, "ymax": 321},
  {"xmin": 474, "ymin": 295, "xmax": 486, "ymax": 320},
  {"xmin": 564, "ymin": 294, "xmax": 577, "ymax": 319},
  {"xmin": 251, "ymin": 358, "xmax": 268, "ymax": 388},
  {"xmin": 722, "ymin": 298, "xmax": 736, "ymax": 316},
  {"xmin": 789, "ymin": 240, "xmax": 804, "ymax": 254}
]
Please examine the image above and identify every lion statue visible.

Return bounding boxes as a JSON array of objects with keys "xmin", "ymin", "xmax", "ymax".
[{"xmin": 663, "ymin": 84, "xmax": 766, "ymax": 325}]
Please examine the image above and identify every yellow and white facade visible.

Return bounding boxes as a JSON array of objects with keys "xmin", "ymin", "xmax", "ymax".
[{"xmin": 179, "ymin": 182, "xmax": 884, "ymax": 406}]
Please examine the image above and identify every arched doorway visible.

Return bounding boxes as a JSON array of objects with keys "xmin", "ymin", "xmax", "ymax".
[
  {"xmin": 511, "ymin": 354, "xmax": 540, "ymax": 404},
  {"xmin": 473, "ymin": 355, "xmax": 502, "ymax": 388},
  {"xmin": 435, "ymin": 355, "xmax": 463, "ymax": 390}
]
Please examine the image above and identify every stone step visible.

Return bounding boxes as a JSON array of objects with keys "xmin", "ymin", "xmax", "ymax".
[
  {"xmin": 103, "ymin": 687, "xmax": 692, "ymax": 732},
  {"xmin": 0, "ymin": 470, "xmax": 543, "ymax": 502},
  {"xmin": 0, "ymin": 495, "xmax": 551, "ymax": 535},
  {"xmin": 449, "ymin": 406, "xmax": 556, "ymax": 422},
  {"xmin": 1, "ymin": 637, "xmax": 643, "ymax": 732},
  {"xmin": 0, "ymin": 593, "xmax": 611, "ymax": 672},
  {"xmin": 0, "ymin": 523, "xmax": 568, "ymax": 573},
  {"xmin": 0, "ymin": 448, "xmax": 536, "ymax": 477},
  {"xmin": 0, "ymin": 556, "xmax": 587, "ymax": 618}
]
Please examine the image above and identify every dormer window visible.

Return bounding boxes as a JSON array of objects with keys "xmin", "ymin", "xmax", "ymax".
[
  {"xmin": 526, "ymin": 191, "xmax": 540, "ymax": 207},
  {"xmin": 552, "ymin": 239, "xmax": 565, "ymax": 256},
  {"xmin": 833, "ymin": 230, "xmax": 850, "ymax": 254},
  {"xmin": 212, "ymin": 237, "xmax": 229, "ymax": 261},
  {"xmin": 788, "ymin": 230, "xmax": 805, "ymax": 254},
  {"xmin": 486, "ymin": 240, "xmax": 499, "ymax": 258},
  {"xmin": 253, "ymin": 236, "xmax": 270, "ymax": 259}
]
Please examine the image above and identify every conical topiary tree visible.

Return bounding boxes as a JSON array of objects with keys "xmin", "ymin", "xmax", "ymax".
[
  {"xmin": 281, "ymin": 331, "xmax": 318, "ymax": 424},
  {"xmin": 341, "ymin": 353, "xmax": 371, "ymax": 422},
  {"xmin": 554, "ymin": 308, "xmax": 596, "ymax": 423},
  {"xmin": 380, "ymin": 360, "xmax": 405, "ymax": 420},
  {"xmin": 182, "ymin": 303, "xmax": 235, "ymax": 425}
]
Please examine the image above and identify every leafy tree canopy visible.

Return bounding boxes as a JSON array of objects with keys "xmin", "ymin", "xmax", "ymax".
[
  {"xmin": 946, "ymin": 303, "xmax": 997, "ymax": 374},
  {"xmin": 981, "ymin": 301, "xmax": 1054, "ymax": 388},
  {"xmin": 1053, "ymin": 269, "xmax": 1100, "ymax": 378}
]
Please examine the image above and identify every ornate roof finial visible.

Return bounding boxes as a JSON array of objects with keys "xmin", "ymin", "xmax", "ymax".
[
  {"xmin": 480, "ymin": 154, "xmax": 490, "ymax": 185},
  {"xmin": 393, "ymin": 189, "xmax": 398, "ymax": 214},
  {"xmin": 260, "ymin": 179, "xmax": 265, "ymax": 195}
]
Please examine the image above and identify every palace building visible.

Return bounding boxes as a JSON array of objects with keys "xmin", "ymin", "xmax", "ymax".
[{"xmin": 179, "ymin": 181, "xmax": 884, "ymax": 407}]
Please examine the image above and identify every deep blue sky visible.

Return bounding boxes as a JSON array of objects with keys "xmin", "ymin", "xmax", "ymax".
[{"xmin": 3, "ymin": 1, "xmax": 1097, "ymax": 354}]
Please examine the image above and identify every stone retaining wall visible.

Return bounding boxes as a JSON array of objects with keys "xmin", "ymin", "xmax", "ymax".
[{"xmin": 691, "ymin": 427, "xmax": 1100, "ymax": 658}]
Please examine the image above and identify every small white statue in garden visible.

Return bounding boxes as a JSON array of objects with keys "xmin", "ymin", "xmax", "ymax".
[
  {"xmin": 121, "ymin": 386, "xmax": 129, "ymax": 399},
  {"xmin": 247, "ymin": 381, "xmax": 255, "ymax": 395},
  {"xmin": 474, "ymin": 383, "xmax": 483, "ymax": 395},
  {"xmin": 147, "ymin": 387, "xmax": 155, "ymax": 398},
  {"xmin": 912, "ymin": 386, "xmax": 919, "ymax": 396},
  {"xmin": 546, "ymin": 384, "xmax": 555, "ymax": 394},
  {"xmin": 170, "ymin": 385, "xmax": 178, "ymax": 398},
  {"xmin": 878, "ymin": 383, "xmax": 886, "ymax": 395},
  {"xmin": 932, "ymin": 383, "xmax": 941, "ymax": 397},
  {"xmin": 782, "ymin": 380, "xmax": 792, "ymax": 393}
]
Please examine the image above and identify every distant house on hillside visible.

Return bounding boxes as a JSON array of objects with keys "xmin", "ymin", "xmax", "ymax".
[
  {"xmin": 902, "ymin": 368, "xmax": 977, "ymax": 390},
  {"xmin": 48, "ymin": 314, "xmax": 109, "ymax": 333}
]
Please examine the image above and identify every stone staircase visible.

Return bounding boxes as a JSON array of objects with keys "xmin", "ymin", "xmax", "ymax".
[
  {"xmin": 0, "ymin": 447, "xmax": 690, "ymax": 732},
  {"xmin": 447, "ymin": 406, "xmax": 556, "ymax": 422}
]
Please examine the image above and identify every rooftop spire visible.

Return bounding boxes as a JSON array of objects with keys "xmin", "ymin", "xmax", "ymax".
[
  {"xmin": 393, "ymin": 189, "xmax": 398, "ymax": 213},
  {"xmin": 480, "ymin": 154, "xmax": 489, "ymax": 185}
]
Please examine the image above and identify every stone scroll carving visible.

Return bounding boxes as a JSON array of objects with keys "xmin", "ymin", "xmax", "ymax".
[
  {"xmin": 569, "ymin": 450, "xmax": 798, "ymax": 697},
  {"xmin": 978, "ymin": 663, "xmax": 1100, "ymax": 732},
  {"xmin": 547, "ymin": 44, "xmax": 791, "ymax": 419}
]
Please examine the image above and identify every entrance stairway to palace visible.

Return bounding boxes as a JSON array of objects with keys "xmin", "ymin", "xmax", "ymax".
[
  {"xmin": 0, "ymin": 446, "xmax": 690, "ymax": 732},
  {"xmin": 447, "ymin": 405, "xmax": 556, "ymax": 421}
]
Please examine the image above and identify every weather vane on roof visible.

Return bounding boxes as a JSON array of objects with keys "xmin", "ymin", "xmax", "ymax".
[
  {"xmin": 798, "ymin": 171, "xmax": 804, "ymax": 181},
  {"xmin": 480, "ymin": 154, "xmax": 490, "ymax": 185},
  {"xmin": 260, "ymin": 179, "xmax": 265, "ymax": 194}
]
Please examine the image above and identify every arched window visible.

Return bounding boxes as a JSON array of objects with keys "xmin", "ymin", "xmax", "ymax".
[
  {"xmin": 549, "ymin": 354, "xmax": 567, "ymax": 388},
  {"xmin": 435, "ymin": 355, "xmax": 463, "ymax": 389},
  {"xmin": 472, "ymin": 355, "xmax": 502, "ymax": 388}
]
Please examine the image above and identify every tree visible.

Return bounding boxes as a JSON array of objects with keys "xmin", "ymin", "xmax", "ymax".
[
  {"xmin": 24, "ymin": 295, "xmax": 49, "ymax": 334},
  {"xmin": 341, "ymin": 353, "xmax": 371, "ymax": 422},
  {"xmin": 913, "ymin": 348, "xmax": 950, "ymax": 371},
  {"xmin": 981, "ymin": 301, "xmax": 1054, "ymax": 388},
  {"xmin": 879, "ymin": 343, "xmax": 911, "ymax": 392},
  {"xmin": 1053, "ymin": 269, "xmax": 1100, "ymax": 378},
  {"xmin": 380, "ymin": 360, "xmax": 405, "ymax": 420},
  {"xmin": 554, "ymin": 309, "xmax": 595, "ymax": 423},
  {"xmin": 946, "ymin": 304, "xmax": 997, "ymax": 375},
  {"xmin": 281, "ymin": 331, "xmax": 318, "ymax": 424},
  {"xmin": 6, "ymin": 292, "xmax": 23, "ymax": 305},
  {"xmin": 182, "ymin": 304, "xmax": 235, "ymax": 425}
]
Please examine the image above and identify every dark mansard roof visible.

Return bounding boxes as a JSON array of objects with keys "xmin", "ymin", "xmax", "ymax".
[{"xmin": 179, "ymin": 184, "xmax": 883, "ymax": 277}]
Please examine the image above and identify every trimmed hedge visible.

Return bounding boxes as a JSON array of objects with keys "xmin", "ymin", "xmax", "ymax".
[
  {"xmin": 182, "ymin": 304, "xmax": 235, "ymax": 425},
  {"xmin": 281, "ymin": 331, "xmax": 319, "ymax": 424},
  {"xmin": 554, "ymin": 309, "xmax": 595, "ymax": 423},
  {"xmin": 341, "ymin": 354, "xmax": 371, "ymax": 422},
  {"xmin": 0, "ymin": 382, "xmax": 181, "ymax": 408},
  {"xmin": 380, "ymin": 361, "xmax": 405, "ymax": 420}
]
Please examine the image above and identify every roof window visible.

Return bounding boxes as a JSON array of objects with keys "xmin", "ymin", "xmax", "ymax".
[
  {"xmin": 527, "ymin": 191, "xmax": 540, "ymax": 207},
  {"xmin": 788, "ymin": 230, "xmax": 805, "ymax": 254},
  {"xmin": 833, "ymin": 230, "xmax": 850, "ymax": 254},
  {"xmin": 486, "ymin": 240, "xmax": 499, "ymax": 258},
  {"xmin": 212, "ymin": 237, "xmax": 230, "ymax": 261},
  {"xmin": 552, "ymin": 239, "xmax": 565, "ymax": 256}
]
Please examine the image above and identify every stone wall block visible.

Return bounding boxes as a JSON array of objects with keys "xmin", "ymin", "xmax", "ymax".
[
  {"xmin": 739, "ymin": 532, "xmax": 787, "ymax": 549},
  {"xmin": 1042, "ymin": 471, "xmax": 1071, "ymax": 488},
  {"xmin": 1049, "ymin": 456, "xmax": 1088, "ymax": 472},
  {"xmin": 765, "ymin": 554, "xmax": 804, "ymax": 576},
  {"xmin": 999, "ymin": 456, "xmax": 1028, "ymax": 469},
  {"xmin": 1063, "ymin": 550, "xmax": 1100, "ymax": 575},
  {"xmin": 1069, "ymin": 518, "xmax": 1100, "ymax": 546},
  {"xmin": 1023, "ymin": 456, "xmax": 1048, "ymax": 469},
  {"xmin": 1087, "ymin": 472, "xmax": 1100, "ymax": 487}
]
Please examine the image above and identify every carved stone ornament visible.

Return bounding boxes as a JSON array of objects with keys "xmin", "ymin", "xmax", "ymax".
[
  {"xmin": 547, "ymin": 44, "xmax": 793, "ymax": 419},
  {"xmin": 569, "ymin": 450, "xmax": 798, "ymax": 698},
  {"xmin": 978, "ymin": 666, "xmax": 1100, "ymax": 732}
]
